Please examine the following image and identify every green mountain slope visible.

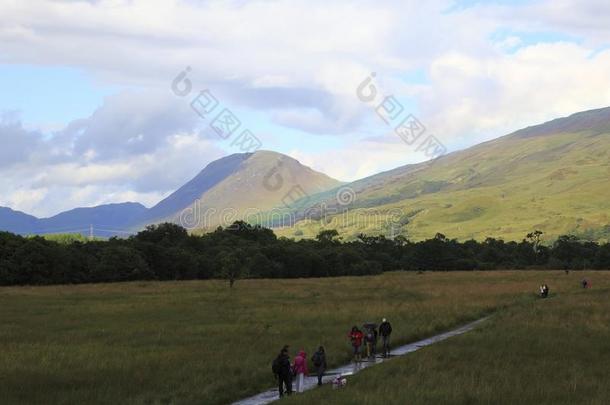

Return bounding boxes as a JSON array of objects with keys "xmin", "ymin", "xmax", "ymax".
[{"xmin": 279, "ymin": 107, "xmax": 610, "ymax": 242}]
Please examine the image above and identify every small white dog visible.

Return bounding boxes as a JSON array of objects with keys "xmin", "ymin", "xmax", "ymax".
[{"xmin": 332, "ymin": 375, "xmax": 347, "ymax": 389}]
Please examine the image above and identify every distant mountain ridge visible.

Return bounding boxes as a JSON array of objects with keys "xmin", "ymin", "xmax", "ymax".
[
  {"xmin": 0, "ymin": 151, "xmax": 341, "ymax": 236},
  {"xmin": 2, "ymin": 107, "xmax": 610, "ymax": 241},
  {"xmin": 40, "ymin": 202, "xmax": 148, "ymax": 237},
  {"xmin": 0, "ymin": 207, "xmax": 39, "ymax": 234},
  {"xmin": 0, "ymin": 203, "xmax": 147, "ymax": 237}
]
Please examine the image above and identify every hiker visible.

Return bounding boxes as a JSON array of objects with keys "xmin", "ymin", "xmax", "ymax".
[
  {"xmin": 311, "ymin": 346, "xmax": 327, "ymax": 386},
  {"xmin": 348, "ymin": 326, "xmax": 364, "ymax": 362},
  {"xmin": 292, "ymin": 350, "xmax": 308, "ymax": 393},
  {"xmin": 364, "ymin": 326, "xmax": 377, "ymax": 358},
  {"xmin": 272, "ymin": 346, "xmax": 292, "ymax": 397},
  {"xmin": 379, "ymin": 318, "xmax": 393, "ymax": 357},
  {"xmin": 581, "ymin": 279, "xmax": 589, "ymax": 289},
  {"xmin": 539, "ymin": 284, "xmax": 549, "ymax": 298},
  {"xmin": 372, "ymin": 326, "xmax": 378, "ymax": 356}
]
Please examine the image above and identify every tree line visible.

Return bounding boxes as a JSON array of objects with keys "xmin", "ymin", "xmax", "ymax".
[{"xmin": 0, "ymin": 222, "xmax": 609, "ymax": 286}]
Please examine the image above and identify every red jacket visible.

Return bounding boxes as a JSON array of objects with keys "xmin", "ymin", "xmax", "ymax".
[
  {"xmin": 293, "ymin": 351, "xmax": 309, "ymax": 375},
  {"xmin": 349, "ymin": 330, "xmax": 364, "ymax": 347}
]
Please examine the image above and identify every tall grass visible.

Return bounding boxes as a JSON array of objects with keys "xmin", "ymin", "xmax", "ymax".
[
  {"xmin": 287, "ymin": 271, "xmax": 610, "ymax": 404},
  {"xmin": 0, "ymin": 271, "xmax": 597, "ymax": 404}
]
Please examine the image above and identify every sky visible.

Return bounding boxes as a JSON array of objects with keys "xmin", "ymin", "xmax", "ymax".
[{"xmin": 1, "ymin": 0, "xmax": 610, "ymax": 217}]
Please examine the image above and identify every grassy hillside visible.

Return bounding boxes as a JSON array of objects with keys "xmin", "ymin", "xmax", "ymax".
[
  {"xmin": 278, "ymin": 108, "xmax": 610, "ymax": 242},
  {"xmin": 0, "ymin": 271, "xmax": 570, "ymax": 405}
]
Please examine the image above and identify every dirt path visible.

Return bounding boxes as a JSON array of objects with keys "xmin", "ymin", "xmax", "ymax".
[{"xmin": 232, "ymin": 317, "xmax": 490, "ymax": 405}]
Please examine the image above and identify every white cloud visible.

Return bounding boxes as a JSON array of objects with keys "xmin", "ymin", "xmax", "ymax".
[
  {"xmin": 0, "ymin": 0, "xmax": 461, "ymax": 135},
  {"xmin": 0, "ymin": 112, "xmax": 43, "ymax": 168},
  {"xmin": 290, "ymin": 137, "xmax": 427, "ymax": 183},
  {"xmin": 420, "ymin": 43, "xmax": 610, "ymax": 148},
  {"xmin": 1, "ymin": 0, "xmax": 610, "ymax": 216},
  {"xmin": 0, "ymin": 186, "xmax": 48, "ymax": 215},
  {"xmin": 491, "ymin": 0, "xmax": 610, "ymax": 47},
  {"xmin": 2, "ymin": 0, "xmax": 608, "ymax": 144},
  {"xmin": 0, "ymin": 91, "xmax": 225, "ymax": 217}
]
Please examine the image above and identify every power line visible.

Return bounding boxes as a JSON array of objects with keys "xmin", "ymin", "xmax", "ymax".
[
  {"xmin": 95, "ymin": 228, "xmax": 138, "ymax": 235},
  {"xmin": 20, "ymin": 225, "xmax": 139, "ymax": 238}
]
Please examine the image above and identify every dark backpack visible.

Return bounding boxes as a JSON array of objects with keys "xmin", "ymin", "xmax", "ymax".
[
  {"xmin": 272, "ymin": 357, "xmax": 281, "ymax": 375},
  {"xmin": 312, "ymin": 352, "xmax": 322, "ymax": 367}
]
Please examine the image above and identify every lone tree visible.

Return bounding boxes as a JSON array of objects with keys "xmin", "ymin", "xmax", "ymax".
[
  {"xmin": 526, "ymin": 230, "xmax": 544, "ymax": 253},
  {"xmin": 434, "ymin": 232, "xmax": 448, "ymax": 242},
  {"xmin": 217, "ymin": 249, "xmax": 248, "ymax": 288},
  {"xmin": 316, "ymin": 229, "xmax": 341, "ymax": 244}
]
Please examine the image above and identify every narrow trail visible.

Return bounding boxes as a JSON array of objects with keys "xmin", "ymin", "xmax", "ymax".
[{"xmin": 232, "ymin": 316, "xmax": 490, "ymax": 405}]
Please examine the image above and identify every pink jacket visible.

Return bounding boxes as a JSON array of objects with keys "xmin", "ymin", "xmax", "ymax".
[{"xmin": 293, "ymin": 351, "xmax": 309, "ymax": 375}]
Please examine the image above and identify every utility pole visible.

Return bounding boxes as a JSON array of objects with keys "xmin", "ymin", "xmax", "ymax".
[{"xmin": 89, "ymin": 224, "xmax": 94, "ymax": 241}]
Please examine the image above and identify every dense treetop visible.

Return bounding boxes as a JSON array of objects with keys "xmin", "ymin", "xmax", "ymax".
[{"xmin": 0, "ymin": 222, "xmax": 609, "ymax": 286}]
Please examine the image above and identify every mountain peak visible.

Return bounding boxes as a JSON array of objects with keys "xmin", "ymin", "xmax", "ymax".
[
  {"xmin": 144, "ymin": 152, "xmax": 253, "ymax": 221},
  {"xmin": 140, "ymin": 149, "xmax": 341, "ymax": 228}
]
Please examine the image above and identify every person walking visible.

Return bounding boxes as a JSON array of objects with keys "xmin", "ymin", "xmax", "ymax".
[
  {"xmin": 348, "ymin": 326, "xmax": 364, "ymax": 362},
  {"xmin": 364, "ymin": 326, "xmax": 377, "ymax": 359},
  {"xmin": 272, "ymin": 346, "xmax": 292, "ymax": 397},
  {"xmin": 379, "ymin": 318, "xmax": 393, "ymax": 358},
  {"xmin": 292, "ymin": 350, "xmax": 309, "ymax": 393},
  {"xmin": 311, "ymin": 346, "xmax": 327, "ymax": 386},
  {"xmin": 539, "ymin": 284, "xmax": 550, "ymax": 298}
]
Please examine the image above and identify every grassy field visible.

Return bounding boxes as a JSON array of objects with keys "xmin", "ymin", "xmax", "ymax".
[
  {"xmin": 0, "ymin": 271, "xmax": 607, "ymax": 404},
  {"xmin": 288, "ymin": 271, "xmax": 610, "ymax": 405}
]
